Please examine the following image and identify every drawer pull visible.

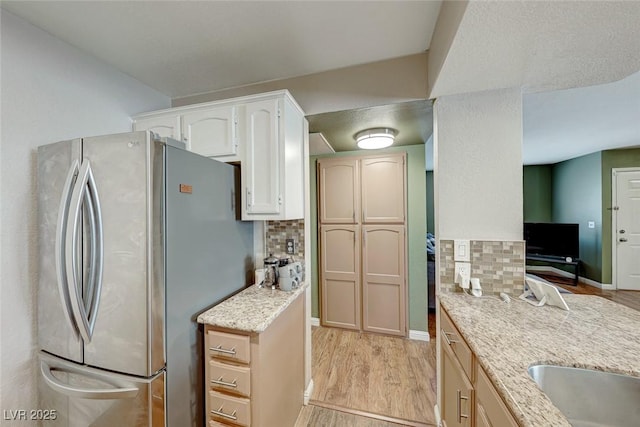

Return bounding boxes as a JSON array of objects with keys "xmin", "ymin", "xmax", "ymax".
[
  {"xmin": 211, "ymin": 376, "xmax": 238, "ymax": 388},
  {"xmin": 211, "ymin": 406, "xmax": 237, "ymax": 421},
  {"xmin": 441, "ymin": 329, "xmax": 458, "ymax": 345},
  {"xmin": 210, "ymin": 345, "xmax": 236, "ymax": 355},
  {"xmin": 457, "ymin": 390, "xmax": 469, "ymax": 423}
]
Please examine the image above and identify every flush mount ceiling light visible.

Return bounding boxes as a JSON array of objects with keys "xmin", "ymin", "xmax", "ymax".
[{"xmin": 355, "ymin": 128, "xmax": 397, "ymax": 150}]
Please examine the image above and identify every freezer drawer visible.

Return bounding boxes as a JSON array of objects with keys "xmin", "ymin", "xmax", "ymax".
[{"xmin": 38, "ymin": 352, "xmax": 164, "ymax": 427}]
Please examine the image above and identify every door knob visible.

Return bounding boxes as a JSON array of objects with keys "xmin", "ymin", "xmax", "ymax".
[{"xmin": 620, "ymin": 238, "xmax": 628, "ymax": 242}]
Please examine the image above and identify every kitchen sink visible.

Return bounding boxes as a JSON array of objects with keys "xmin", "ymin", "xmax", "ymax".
[{"xmin": 528, "ymin": 364, "xmax": 640, "ymax": 427}]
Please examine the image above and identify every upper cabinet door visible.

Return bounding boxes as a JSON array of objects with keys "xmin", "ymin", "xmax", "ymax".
[
  {"xmin": 361, "ymin": 154, "xmax": 406, "ymax": 223},
  {"xmin": 133, "ymin": 115, "xmax": 181, "ymax": 141},
  {"xmin": 244, "ymin": 98, "xmax": 280, "ymax": 215},
  {"xmin": 182, "ymin": 106, "xmax": 238, "ymax": 160},
  {"xmin": 318, "ymin": 158, "xmax": 359, "ymax": 224}
]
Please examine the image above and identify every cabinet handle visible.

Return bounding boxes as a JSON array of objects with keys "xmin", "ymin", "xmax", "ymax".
[
  {"xmin": 457, "ymin": 390, "xmax": 469, "ymax": 423},
  {"xmin": 210, "ymin": 345, "xmax": 236, "ymax": 355},
  {"xmin": 211, "ymin": 407, "xmax": 238, "ymax": 421},
  {"xmin": 246, "ymin": 188, "xmax": 251, "ymax": 209},
  {"xmin": 441, "ymin": 329, "xmax": 458, "ymax": 345},
  {"xmin": 211, "ymin": 376, "xmax": 238, "ymax": 388}
]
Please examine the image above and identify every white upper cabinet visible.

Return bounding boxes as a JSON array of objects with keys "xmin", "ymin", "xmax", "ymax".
[
  {"xmin": 133, "ymin": 115, "xmax": 181, "ymax": 140},
  {"xmin": 241, "ymin": 94, "xmax": 305, "ymax": 220},
  {"xmin": 132, "ymin": 90, "xmax": 305, "ymax": 221},
  {"xmin": 182, "ymin": 106, "xmax": 239, "ymax": 161}
]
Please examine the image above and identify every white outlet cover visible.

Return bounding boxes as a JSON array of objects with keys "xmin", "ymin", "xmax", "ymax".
[
  {"xmin": 455, "ymin": 262, "xmax": 471, "ymax": 285},
  {"xmin": 454, "ymin": 239, "xmax": 470, "ymax": 262}
]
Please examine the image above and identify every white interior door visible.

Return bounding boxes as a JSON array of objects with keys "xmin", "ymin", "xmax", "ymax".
[{"xmin": 614, "ymin": 169, "xmax": 640, "ymax": 290}]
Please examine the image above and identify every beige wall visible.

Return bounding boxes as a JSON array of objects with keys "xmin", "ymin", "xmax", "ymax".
[{"xmin": 173, "ymin": 54, "xmax": 429, "ymax": 115}]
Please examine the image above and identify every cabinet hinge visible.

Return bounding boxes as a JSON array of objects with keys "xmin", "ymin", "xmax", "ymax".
[{"xmin": 277, "ymin": 108, "xmax": 281, "ymax": 119}]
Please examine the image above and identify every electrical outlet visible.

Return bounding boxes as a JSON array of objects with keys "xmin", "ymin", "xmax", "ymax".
[
  {"xmin": 286, "ymin": 238, "xmax": 295, "ymax": 254},
  {"xmin": 455, "ymin": 262, "xmax": 471, "ymax": 287}
]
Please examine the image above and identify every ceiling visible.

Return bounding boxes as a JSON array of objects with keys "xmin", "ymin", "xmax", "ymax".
[
  {"xmin": 307, "ymin": 100, "xmax": 432, "ymax": 153},
  {"xmin": 0, "ymin": 1, "xmax": 442, "ymax": 98},
  {"xmin": 2, "ymin": 1, "xmax": 639, "ymax": 165}
]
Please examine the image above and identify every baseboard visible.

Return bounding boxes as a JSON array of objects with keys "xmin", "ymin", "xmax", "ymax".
[
  {"xmin": 409, "ymin": 330, "xmax": 430, "ymax": 342},
  {"xmin": 311, "ymin": 317, "xmax": 320, "ymax": 327},
  {"xmin": 304, "ymin": 379, "xmax": 314, "ymax": 405},
  {"xmin": 526, "ymin": 266, "xmax": 609, "ymax": 289}
]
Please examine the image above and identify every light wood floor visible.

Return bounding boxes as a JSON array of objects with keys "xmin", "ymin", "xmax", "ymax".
[
  {"xmin": 305, "ymin": 326, "xmax": 437, "ymax": 426},
  {"xmin": 535, "ymin": 272, "xmax": 640, "ymax": 311}
]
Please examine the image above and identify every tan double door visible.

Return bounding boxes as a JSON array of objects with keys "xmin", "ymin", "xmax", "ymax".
[{"xmin": 318, "ymin": 154, "xmax": 407, "ymax": 336}]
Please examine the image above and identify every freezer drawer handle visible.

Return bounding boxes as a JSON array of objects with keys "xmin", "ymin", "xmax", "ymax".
[
  {"xmin": 210, "ymin": 345, "xmax": 236, "ymax": 355},
  {"xmin": 40, "ymin": 361, "xmax": 138, "ymax": 400},
  {"xmin": 211, "ymin": 376, "xmax": 238, "ymax": 388},
  {"xmin": 211, "ymin": 407, "xmax": 237, "ymax": 421}
]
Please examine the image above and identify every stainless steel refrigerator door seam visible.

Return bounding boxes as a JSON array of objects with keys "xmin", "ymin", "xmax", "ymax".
[
  {"xmin": 55, "ymin": 159, "xmax": 81, "ymax": 336},
  {"xmin": 65, "ymin": 160, "xmax": 95, "ymax": 342},
  {"xmin": 40, "ymin": 359, "xmax": 138, "ymax": 400}
]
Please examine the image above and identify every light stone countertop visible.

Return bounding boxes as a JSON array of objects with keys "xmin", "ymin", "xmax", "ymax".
[
  {"xmin": 439, "ymin": 293, "xmax": 640, "ymax": 427},
  {"xmin": 197, "ymin": 282, "xmax": 308, "ymax": 333}
]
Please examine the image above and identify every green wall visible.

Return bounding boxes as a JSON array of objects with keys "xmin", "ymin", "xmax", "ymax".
[
  {"xmin": 310, "ymin": 144, "xmax": 428, "ymax": 332},
  {"xmin": 523, "ymin": 165, "xmax": 552, "ymax": 222},
  {"xmin": 426, "ymin": 171, "xmax": 435, "ymax": 234},
  {"xmin": 601, "ymin": 148, "xmax": 640, "ymax": 284},
  {"xmin": 552, "ymin": 152, "xmax": 602, "ymax": 281}
]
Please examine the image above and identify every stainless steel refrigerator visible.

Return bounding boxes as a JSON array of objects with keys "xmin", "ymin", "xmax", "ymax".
[{"xmin": 37, "ymin": 131, "xmax": 253, "ymax": 426}]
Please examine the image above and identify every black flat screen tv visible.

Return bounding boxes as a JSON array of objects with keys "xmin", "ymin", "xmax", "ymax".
[{"xmin": 524, "ymin": 222, "xmax": 579, "ymax": 259}]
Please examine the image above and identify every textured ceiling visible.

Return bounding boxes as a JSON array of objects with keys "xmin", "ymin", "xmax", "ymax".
[
  {"xmin": 523, "ymin": 70, "xmax": 640, "ymax": 165},
  {"xmin": 1, "ymin": 1, "xmax": 442, "ymax": 98},
  {"xmin": 307, "ymin": 100, "xmax": 433, "ymax": 153},
  {"xmin": 430, "ymin": 1, "xmax": 640, "ymax": 98}
]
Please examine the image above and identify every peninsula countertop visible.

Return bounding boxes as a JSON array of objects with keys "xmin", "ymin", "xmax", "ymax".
[
  {"xmin": 439, "ymin": 293, "xmax": 640, "ymax": 427},
  {"xmin": 197, "ymin": 282, "xmax": 308, "ymax": 333}
]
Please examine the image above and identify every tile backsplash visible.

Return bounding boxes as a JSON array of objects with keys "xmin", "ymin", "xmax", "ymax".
[
  {"xmin": 265, "ymin": 219, "xmax": 305, "ymax": 261},
  {"xmin": 439, "ymin": 240, "xmax": 525, "ymax": 295}
]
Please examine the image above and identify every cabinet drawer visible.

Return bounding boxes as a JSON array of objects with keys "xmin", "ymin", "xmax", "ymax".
[
  {"xmin": 440, "ymin": 308, "xmax": 473, "ymax": 380},
  {"xmin": 207, "ymin": 330, "xmax": 251, "ymax": 364},
  {"xmin": 209, "ymin": 360, "xmax": 251, "ymax": 397},
  {"xmin": 476, "ymin": 365, "xmax": 518, "ymax": 427},
  {"xmin": 209, "ymin": 390, "xmax": 251, "ymax": 427}
]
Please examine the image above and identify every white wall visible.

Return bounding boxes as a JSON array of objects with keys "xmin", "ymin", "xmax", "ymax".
[
  {"xmin": 434, "ymin": 88, "xmax": 523, "ymax": 241},
  {"xmin": 0, "ymin": 11, "xmax": 170, "ymax": 418}
]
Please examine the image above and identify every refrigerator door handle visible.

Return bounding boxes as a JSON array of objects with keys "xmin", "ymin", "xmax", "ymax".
[
  {"xmin": 65, "ymin": 160, "xmax": 95, "ymax": 342},
  {"xmin": 84, "ymin": 167, "xmax": 104, "ymax": 337},
  {"xmin": 40, "ymin": 360, "xmax": 138, "ymax": 400},
  {"xmin": 55, "ymin": 159, "xmax": 81, "ymax": 335}
]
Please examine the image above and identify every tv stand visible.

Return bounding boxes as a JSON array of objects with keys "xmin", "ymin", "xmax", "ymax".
[{"xmin": 526, "ymin": 255, "xmax": 581, "ymax": 286}]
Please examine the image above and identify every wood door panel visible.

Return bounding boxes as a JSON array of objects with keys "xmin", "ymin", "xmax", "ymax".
[
  {"xmin": 320, "ymin": 225, "xmax": 361, "ymax": 330},
  {"xmin": 361, "ymin": 154, "xmax": 405, "ymax": 223},
  {"xmin": 323, "ymin": 279, "xmax": 360, "ymax": 329},
  {"xmin": 363, "ymin": 282, "xmax": 402, "ymax": 333},
  {"xmin": 362, "ymin": 225, "xmax": 406, "ymax": 335},
  {"xmin": 318, "ymin": 159, "xmax": 358, "ymax": 223}
]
